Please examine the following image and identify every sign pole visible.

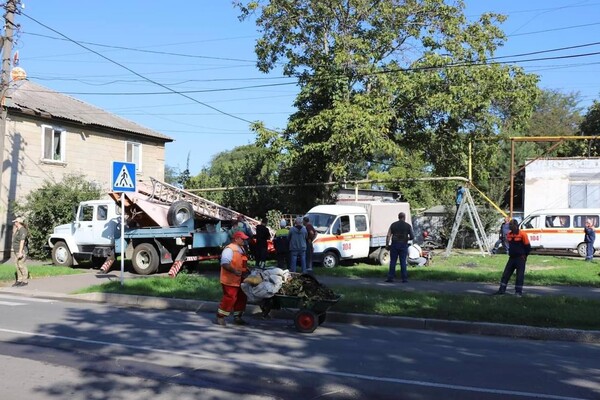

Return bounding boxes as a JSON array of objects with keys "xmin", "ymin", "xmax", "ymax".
[
  {"xmin": 111, "ymin": 161, "xmax": 136, "ymax": 287},
  {"xmin": 120, "ymin": 192, "xmax": 125, "ymax": 286}
]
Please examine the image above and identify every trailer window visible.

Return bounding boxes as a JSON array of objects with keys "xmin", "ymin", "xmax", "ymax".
[{"xmin": 354, "ymin": 215, "xmax": 367, "ymax": 232}]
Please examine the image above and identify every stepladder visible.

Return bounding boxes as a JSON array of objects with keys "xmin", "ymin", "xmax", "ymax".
[{"xmin": 444, "ymin": 187, "xmax": 491, "ymax": 256}]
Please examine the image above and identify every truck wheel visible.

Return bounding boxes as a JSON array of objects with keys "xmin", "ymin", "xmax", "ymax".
[
  {"xmin": 577, "ymin": 242, "xmax": 588, "ymax": 258},
  {"xmin": 378, "ymin": 248, "xmax": 390, "ymax": 265},
  {"xmin": 167, "ymin": 201, "xmax": 194, "ymax": 227},
  {"xmin": 322, "ymin": 251, "xmax": 339, "ymax": 268},
  {"xmin": 132, "ymin": 243, "xmax": 159, "ymax": 275},
  {"xmin": 52, "ymin": 241, "xmax": 73, "ymax": 267}
]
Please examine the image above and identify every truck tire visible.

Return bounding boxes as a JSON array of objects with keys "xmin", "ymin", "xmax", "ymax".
[
  {"xmin": 132, "ymin": 243, "xmax": 159, "ymax": 275},
  {"xmin": 167, "ymin": 201, "xmax": 194, "ymax": 227},
  {"xmin": 52, "ymin": 241, "xmax": 73, "ymax": 267},
  {"xmin": 577, "ymin": 242, "xmax": 588, "ymax": 258},
  {"xmin": 378, "ymin": 248, "xmax": 390, "ymax": 266},
  {"xmin": 322, "ymin": 251, "xmax": 339, "ymax": 268}
]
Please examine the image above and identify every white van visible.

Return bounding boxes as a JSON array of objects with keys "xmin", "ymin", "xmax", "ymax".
[
  {"xmin": 519, "ymin": 208, "xmax": 599, "ymax": 257},
  {"xmin": 305, "ymin": 202, "xmax": 411, "ymax": 268}
]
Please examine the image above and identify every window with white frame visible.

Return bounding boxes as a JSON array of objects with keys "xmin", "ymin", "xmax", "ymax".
[
  {"xmin": 126, "ymin": 141, "xmax": 142, "ymax": 172},
  {"xmin": 42, "ymin": 125, "xmax": 66, "ymax": 162}
]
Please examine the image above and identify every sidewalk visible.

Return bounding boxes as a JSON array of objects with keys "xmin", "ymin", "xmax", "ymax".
[{"xmin": 1, "ymin": 271, "xmax": 600, "ymax": 343}]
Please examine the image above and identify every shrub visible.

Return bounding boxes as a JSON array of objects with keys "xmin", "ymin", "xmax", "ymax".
[{"xmin": 13, "ymin": 174, "xmax": 102, "ymax": 260}]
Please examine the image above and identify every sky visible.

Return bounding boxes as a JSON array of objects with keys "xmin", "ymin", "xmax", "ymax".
[{"xmin": 9, "ymin": 1, "xmax": 600, "ymax": 175}]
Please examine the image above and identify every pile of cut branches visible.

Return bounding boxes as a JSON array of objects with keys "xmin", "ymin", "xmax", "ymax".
[{"xmin": 278, "ymin": 274, "xmax": 337, "ymax": 301}]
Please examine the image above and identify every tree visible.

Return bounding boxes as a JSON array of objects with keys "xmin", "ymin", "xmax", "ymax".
[
  {"xmin": 13, "ymin": 174, "xmax": 102, "ymax": 259},
  {"xmin": 578, "ymin": 100, "xmax": 600, "ymax": 156},
  {"xmin": 187, "ymin": 144, "xmax": 287, "ymax": 217},
  {"xmin": 237, "ymin": 0, "xmax": 539, "ymax": 209}
]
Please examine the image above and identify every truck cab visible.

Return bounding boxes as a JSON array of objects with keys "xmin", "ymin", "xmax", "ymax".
[{"xmin": 48, "ymin": 200, "xmax": 120, "ymax": 267}]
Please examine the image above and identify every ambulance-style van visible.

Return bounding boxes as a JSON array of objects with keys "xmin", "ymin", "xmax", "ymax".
[
  {"xmin": 519, "ymin": 208, "xmax": 600, "ymax": 257},
  {"xmin": 305, "ymin": 201, "xmax": 411, "ymax": 268}
]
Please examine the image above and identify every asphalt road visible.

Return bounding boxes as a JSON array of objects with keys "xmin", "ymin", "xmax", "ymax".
[{"xmin": 0, "ymin": 294, "xmax": 598, "ymax": 399}]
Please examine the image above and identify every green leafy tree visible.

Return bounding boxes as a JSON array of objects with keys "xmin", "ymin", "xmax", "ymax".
[
  {"xmin": 13, "ymin": 174, "xmax": 102, "ymax": 260},
  {"xmin": 578, "ymin": 100, "xmax": 600, "ymax": 156},
  {"xmin": 237, "ymin": 0, "xmax": 539, "ymax": 208},
  {"xmin": 188, "ymin": 144, "xmax": 286, "ymax": 217}
]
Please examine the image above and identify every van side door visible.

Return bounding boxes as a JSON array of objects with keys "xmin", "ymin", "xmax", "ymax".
[{"xmin": 332, "ymin": 215, "xmax": 354, "ymax": 259}]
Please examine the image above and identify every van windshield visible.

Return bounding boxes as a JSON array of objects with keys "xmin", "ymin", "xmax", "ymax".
[{"xmin": 305, "ymin": 213, "xmax": 335, "ymax": 233}]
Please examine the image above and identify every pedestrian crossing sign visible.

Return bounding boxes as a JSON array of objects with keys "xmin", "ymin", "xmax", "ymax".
[{"xmin": 112, "ymin": 161, "xmax": 136, "ymax": 192}]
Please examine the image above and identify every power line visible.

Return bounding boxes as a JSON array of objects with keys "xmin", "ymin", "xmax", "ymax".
[
  {"xmin": 19, "ymin": 11, "xmax": 271, "ymax": 129},
  {"xmin": 21, "ymin": 31, "xmax": 259, "ymax": 63}
]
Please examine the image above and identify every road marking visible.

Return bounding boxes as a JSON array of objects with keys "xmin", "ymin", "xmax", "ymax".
[
  {"xmin": 0, "ymin": 301, "xmax": 26, "ymax": 306},
  {"xmin": 0, "ymin": 295, "xmax": 53, "ymax": 303},
  {"xmin": 0, "ymin": 328, "xmax": 589, "ymax": 400}
]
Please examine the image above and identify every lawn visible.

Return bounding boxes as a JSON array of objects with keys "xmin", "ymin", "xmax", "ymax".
[
  {"xmin": 4, "ymin": 255, "xmax": 600, "ymax": 330},
  {"xmin": 0, "ymin": 262, "xmax": 86, "ymax": 282},
  {"xmin": 76, "ymin": 272, "xmax": 600, "ymax": 330},
  {"xmin": 316, "ymin": 253, "xmax": 600, "ymax": 287}
]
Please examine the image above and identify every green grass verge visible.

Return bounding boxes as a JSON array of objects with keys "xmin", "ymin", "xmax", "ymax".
[
  {"xmin": 76, "ymin": 273, "xmax": 600, "ymax": 330},
  {"xmin": 0, "ymin": 263, "xmax": 85, "ymax": 281},
  {"xmin": 317, "ymin": 254, "xmax": 600, "ymax": 287}
]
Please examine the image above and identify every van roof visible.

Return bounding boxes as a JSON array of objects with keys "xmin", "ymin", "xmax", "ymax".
[
  {"xmin": 526, "ymin": 208, "xmax": 600, "ymax": 216},
  {"xmin": 307, "ymin": 205, "xmax": 367, "ymax": 215}
]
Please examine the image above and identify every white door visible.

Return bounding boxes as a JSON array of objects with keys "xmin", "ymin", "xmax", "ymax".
[{"xmin": 72, "ymin": 204, "xmax": 114, "ymax": 246}]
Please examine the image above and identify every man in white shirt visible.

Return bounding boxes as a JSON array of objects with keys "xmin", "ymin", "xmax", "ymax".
[{"xmin": 407, "ymin": 243, "xmax": 427, "ymax": 266}]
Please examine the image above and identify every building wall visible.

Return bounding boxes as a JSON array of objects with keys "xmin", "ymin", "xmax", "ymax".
[
  {"xmin": 0, "ymin": 114, "xmax": 168, "ymax": 257},
  {"xmin": 524, "ymin": 158, "xmax": 600, "ymax": 216}
]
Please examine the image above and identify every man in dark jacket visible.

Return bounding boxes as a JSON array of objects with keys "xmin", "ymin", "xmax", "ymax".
[
  {"xmin": 584, "ymin": 219, "xmax": 596, "ymax": 262},
  {"xmin": 494, "ymin": 219, "xmax": 531, "ymax": 296},
  {"xmin": 254, "ymin": 218, "xmax": 270, "ymax": 267},
  {"xmin": 385, "ymin": 212, "xmax": 414, "ymax": 283}
]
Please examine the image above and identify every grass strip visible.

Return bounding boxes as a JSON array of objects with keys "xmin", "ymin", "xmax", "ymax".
[{"xmin": 77, "ymin": 274, "xmax": 600, "ymax": 331}]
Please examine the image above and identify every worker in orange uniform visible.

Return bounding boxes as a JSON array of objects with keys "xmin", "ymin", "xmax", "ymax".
[
  {"xmin": 493, "ymin": 219, "xmax": 531, "ymax": 297},
  {"xmin": 216, "ymin": 230, "xmax": 250, "ymax": 326}
]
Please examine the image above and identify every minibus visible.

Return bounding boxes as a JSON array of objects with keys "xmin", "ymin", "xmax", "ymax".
[{"xmin": 519, "ymin": 208, "xmax": 600, "ymax": 257}]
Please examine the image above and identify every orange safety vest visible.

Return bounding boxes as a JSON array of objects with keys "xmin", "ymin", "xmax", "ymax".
[{"xmin": 220, "ymin": 243, "xmax": 248, "ymax": 287}]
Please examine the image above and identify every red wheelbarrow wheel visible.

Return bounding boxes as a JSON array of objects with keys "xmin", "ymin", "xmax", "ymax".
[{"xmin": 294, "ymin": 309, "xmax": 318, "ymax": 333}]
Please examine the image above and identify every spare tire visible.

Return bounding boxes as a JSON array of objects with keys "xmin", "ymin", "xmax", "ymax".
[{"xmin": 167, "ymin": 200, "xmax": 194, "ymax": 226}]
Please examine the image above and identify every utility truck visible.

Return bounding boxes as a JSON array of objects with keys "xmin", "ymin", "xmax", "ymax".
[
  {"xmin": 305, "ymin": 201, "xmax": 412, "ymax": 268},
  {"xmin": 48, "ymin": 178, "xmax": 264, "ymax": 275}
]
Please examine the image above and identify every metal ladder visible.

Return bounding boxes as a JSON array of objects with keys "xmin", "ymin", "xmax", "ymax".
[
  {"xmin": 444, "ymin": 187, "xmax": 491, "ymax": 256},
  {"xmin": 138, "ymin": 177, "xmax": 263, "ymax": 233}
]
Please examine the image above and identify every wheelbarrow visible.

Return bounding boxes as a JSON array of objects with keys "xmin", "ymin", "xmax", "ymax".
[{"xmin": 260, "ymin": 293, "xmax": 342, "ymax": 333}]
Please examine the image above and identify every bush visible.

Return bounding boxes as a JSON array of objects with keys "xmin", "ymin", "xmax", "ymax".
[{"xmin": 13, "ymin": 174, "xmax": 102, "ymax": 260}]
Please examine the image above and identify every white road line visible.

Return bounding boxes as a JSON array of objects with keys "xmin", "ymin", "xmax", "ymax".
[
  {"xmin": 0, "ymin": 295, "xmax": 54, "ymax": 303},
  {"xmin": 0, "ymin": 301, "xmax": 26, "ymax": 306},
  {"xmin": 0, "ymin": 328, "xmax": 588, "ymax": 400}
]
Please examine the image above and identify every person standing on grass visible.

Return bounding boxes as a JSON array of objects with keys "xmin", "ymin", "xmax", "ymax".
[
  {"xmin": 254, "ymin": 218, "xmax": 270, "ymax": 268},
  {"xmin": 216, "ymin": 231, "xmax": 250, "ymax": 327},
  {"xmin": 12, "ymin": 217, "xmax": 29, "ymax": 287},
  {"xmin": 494, "ymin": 219, "xmax": 531, "ymax": 296},
  {"xmin": 584, "ymin": 219, "xmax": 596, "ymax": 262},
  {"xmin": 492, "ymin": 215, "xmax": 510, "ymax": 254},
  {"xmin": 385, "ymin": 212, "xmax": 414, "ymax": 283},
  {"xmin": 288, "ymin": 217, "xmax": 308, "ymax": 273},
  {"xmin": 303, "ymin": 216, "xmax": 316, "ymax": 272}
]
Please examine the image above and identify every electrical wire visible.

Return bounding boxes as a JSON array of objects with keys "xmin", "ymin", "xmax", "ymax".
[{"xmin": 19, "ymin": 11, "xmax": 272, "ymax": 129}]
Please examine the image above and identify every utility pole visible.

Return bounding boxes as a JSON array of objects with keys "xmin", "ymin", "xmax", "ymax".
[{"xmin": 0, "ymin": 0, "xmax": 17, "ymax": 258}]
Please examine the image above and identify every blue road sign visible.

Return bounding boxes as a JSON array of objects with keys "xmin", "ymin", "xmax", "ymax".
[{"xmin": 112, "ymin": 161, "xmax": 136, "ymax": 192}]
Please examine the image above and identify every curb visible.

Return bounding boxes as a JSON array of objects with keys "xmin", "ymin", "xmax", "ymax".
[{"xmin": 68, "ymin": 292, "xmax": 600, "ymax": 343}]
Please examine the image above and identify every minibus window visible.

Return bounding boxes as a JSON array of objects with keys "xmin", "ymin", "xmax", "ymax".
[
  {"xmin": 522, "ymin": 216, "xmax": 538, "ymax": 229},
  {"xmin": 575, "ymin": 215, "xmax": 599, "ymax": 228},
  {"xmin": 546, "ymin": 215, "xmax": 570, "ymax": 228},
  {"xmin": 355, "ymin": 215, "xmax": 367, "ymax": 232}
]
